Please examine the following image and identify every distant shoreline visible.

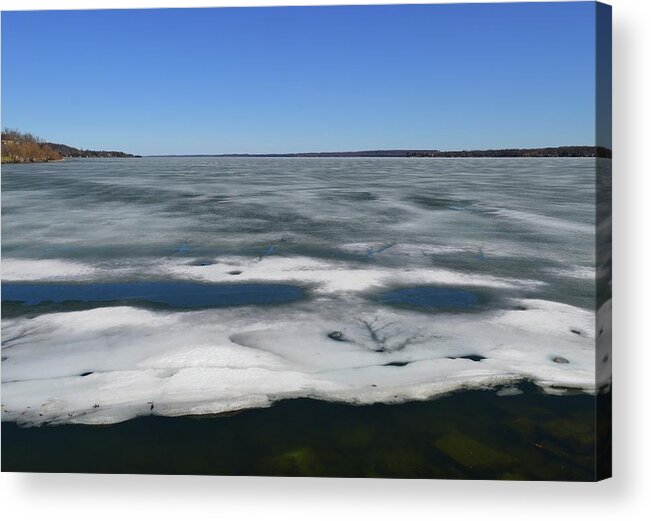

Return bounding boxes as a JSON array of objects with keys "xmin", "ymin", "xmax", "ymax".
[
  {"xmin": 3, "ymin": 143, "xmax": 613, "ymax": 163},
  {"xmin": 1, "ymin": 129, "xmax": 139, "ymax": 164},
  {"xmin": 151, "ymin": 146, "xmax": 611, "ymax": 159}
]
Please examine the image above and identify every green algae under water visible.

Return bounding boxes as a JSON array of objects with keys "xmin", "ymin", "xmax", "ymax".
[{"xmin": 1, "ymin": 382, "xmax": 611, "ymax": 480}]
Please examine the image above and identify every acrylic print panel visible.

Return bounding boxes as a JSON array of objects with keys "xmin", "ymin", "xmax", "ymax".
[{"xmin": 0, "ymin": 2, "xmax": 611, "ymax": 480}]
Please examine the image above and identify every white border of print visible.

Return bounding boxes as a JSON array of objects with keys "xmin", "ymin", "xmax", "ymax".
[{"xmin": 1, "ymin": 1, "xmax": 649, "ymax": 520}]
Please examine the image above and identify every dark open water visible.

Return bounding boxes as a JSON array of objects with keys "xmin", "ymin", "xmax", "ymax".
[{"xmin": 2, "ymin": 383, "xmax": 611, "ymax": 480}]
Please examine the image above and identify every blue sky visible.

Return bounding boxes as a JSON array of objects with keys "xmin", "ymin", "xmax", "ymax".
[{"xmin": 2, "ymin": 3, "xmax": 600, "ymax": 155}]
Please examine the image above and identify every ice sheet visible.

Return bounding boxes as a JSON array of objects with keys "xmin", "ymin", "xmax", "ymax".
[
  {"xmin": 1, "ymin": 157, "xmax": 602, "ymax": 425},
  {"xmin": 1, "ymin": 297, "xmax": 597, "ymax": 426}
]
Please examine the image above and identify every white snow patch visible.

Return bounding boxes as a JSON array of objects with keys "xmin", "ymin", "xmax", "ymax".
[
  {"xmin": 1, "ymin": 298, "xmax": 596, "ymax": 426},
  {"xmin": 2, "ymin": 258, "xmax": 97, "ymax": 281},
  {"xmin": 162, "ymin": 255, "xmax": 543, "ymax": 294}
]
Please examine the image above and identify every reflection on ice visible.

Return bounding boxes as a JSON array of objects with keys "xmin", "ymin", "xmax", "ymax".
[
  {"xmin": 380, "ymin": 287, "xmax": 480, "ymax": 310},
  {"xmin": 3, "ymin": 281, "xmax": 305, "ymax": 309}
]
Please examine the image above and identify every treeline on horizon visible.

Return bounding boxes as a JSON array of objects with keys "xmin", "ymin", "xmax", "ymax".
[
  {"xmin": 1, "ymin": 129, "xmax": 139, "ymax": 163},
  {"xmin": 2, "ymin": 130, "xmax": 611, "ymax": 162},
  {"xmin": 45, "ymin": 142, "xmax": 140, "ymax": 159},
  {"xmin": 192, "ymin": 145, "xmax": 611, "ymax": 159},
  {"xmin": 1, "ymin": 129, "xmax": 62, "ymax": 163}
]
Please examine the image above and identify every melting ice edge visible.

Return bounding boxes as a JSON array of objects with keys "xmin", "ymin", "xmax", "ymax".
[{"xmin": 1, "ymin": 254, "xmax": 610, "ymax": 427}]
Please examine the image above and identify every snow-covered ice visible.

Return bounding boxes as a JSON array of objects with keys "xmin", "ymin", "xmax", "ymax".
[{"xmin": 1, "ymin": 157, "xmax": 608, "ymax": 425}]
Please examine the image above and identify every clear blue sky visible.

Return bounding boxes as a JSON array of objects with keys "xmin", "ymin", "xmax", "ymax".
[{"xmin": 2, "ymin": 2, "xmax": 601, "ymax": 155}]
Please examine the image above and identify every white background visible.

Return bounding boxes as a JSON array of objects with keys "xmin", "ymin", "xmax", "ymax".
[{"xmin": 0, "ymin": 0, "xmax": 649, "ymax": 519}]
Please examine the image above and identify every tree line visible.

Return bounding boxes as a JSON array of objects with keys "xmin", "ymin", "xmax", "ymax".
[
  {"xmin": 1, "ymin": 129, "xmax": 62, "ymax": 163},
  {"xmin": 206, "ymin": 146, "xmax": 611, "ymax": 158},
  {"xmin": 2, "ymin": 129, "xmax": 139, "ymax": 163}
]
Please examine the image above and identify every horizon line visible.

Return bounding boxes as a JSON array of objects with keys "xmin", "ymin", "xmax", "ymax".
[{"xmin": 144, "ymin": 145, "xmax": 610, "ymax": 158}]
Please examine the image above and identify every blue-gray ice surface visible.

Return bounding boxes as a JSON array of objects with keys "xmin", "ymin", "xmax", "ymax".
[{"xmin": 1, "ymin": 157, "xmax": 609, "ymax": 425}]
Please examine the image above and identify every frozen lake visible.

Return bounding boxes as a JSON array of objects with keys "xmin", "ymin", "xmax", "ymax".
[{"xmin": 1, "ymin": 157, "xmax": 606, "ymax": 425}]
